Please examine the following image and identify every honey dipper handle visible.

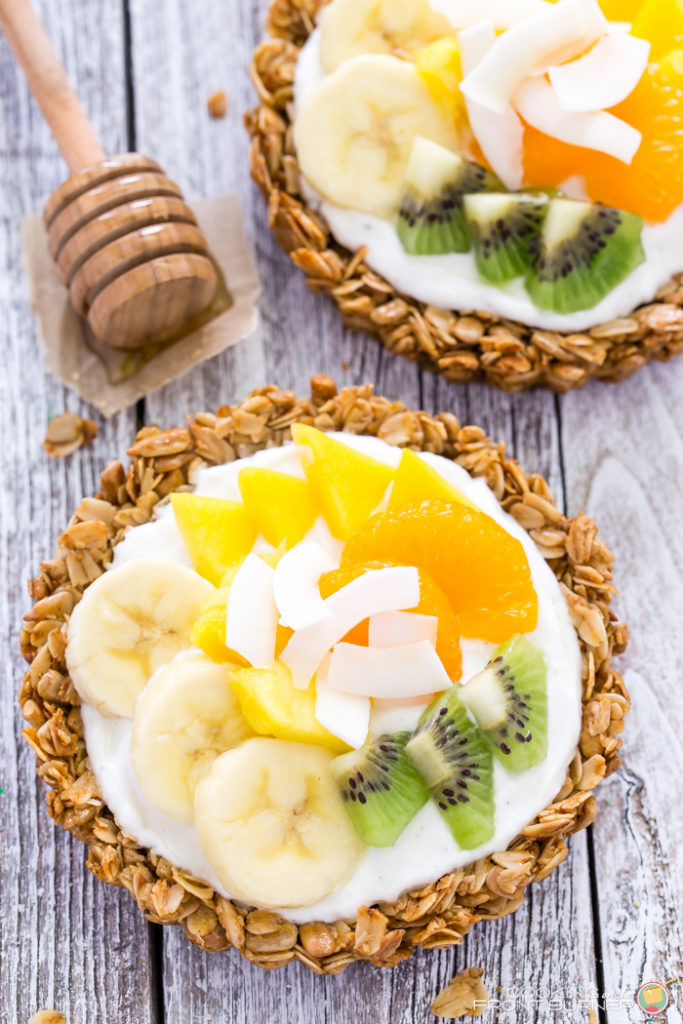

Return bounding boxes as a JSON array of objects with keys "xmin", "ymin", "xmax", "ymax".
[{"xmin": 0, "ymin": 0, "xmax": 106, "ymax": 172}]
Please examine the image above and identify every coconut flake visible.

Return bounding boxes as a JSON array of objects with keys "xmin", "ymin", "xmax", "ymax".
[
  {"xmin": 548, "ymin": 34, "xmax": 650, "ymax": 112},
  {"xmin": 281, "ymin": 566, "xmax": 420, "ymax": 688},
  {"xmin": 514, "ymin": 76, "xmax": 642, "ymax": 163},
  {"xmin": 460, "ymin": 0, "xmax": 607, "ymax": 115},
  {"xmin": 272, "ymin": 537, "xmax": 337, "ymax": 630},
  {"xmin": 458, "ymin": 20, "xmax": 524, "ymax": 189},
  {"xmin": 369, "ymin": 610, "xmax": 438, "ymax": 649},
  {"xmin": 314, "ymin": 657, "xmax": 371, "ymax": 749},
  {"xmin": 431, "ymin": 0, "xmax": 548, "ymax": 30},
  {"xmin": 225, "ymin": 554, "xmax": 278, "ymax": 668},
  {"xmin": 326, "ymin": 640, "xmax": 452, "ymax": 699}
]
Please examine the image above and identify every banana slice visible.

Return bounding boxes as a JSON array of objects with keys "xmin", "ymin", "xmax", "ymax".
[
  {"xmin": 66, "ymin": 558, "xmax": 215, "ymax": 718},
  {"xmin": 130, "ymin": 651, "xmax": 254, "ymax": 823},
  {"xmin": 319, "ymin": 0, "xmax": 453, "ymax": 72},
  {"xmin": 194, "ymin": 738, "xmax": 365, "ymax": 907},
  {"xmin": 294, "ymin": 54, "xmax": 460, "ymax": 217}
]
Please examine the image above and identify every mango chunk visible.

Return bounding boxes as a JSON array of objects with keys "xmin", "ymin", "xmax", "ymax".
[
  {"xmin": 171, "ymin": 493, "xmax": 256, "ymax": 586},
  {"xmin": 291, "ymin": 423, "xmax": 394, "ymax": 540},
  {"xmin": 389, "ymin": 448, "xmax": 474, "ymax": 511},
  {"xmin": 230, "ymin": 660, "xmax": 348, "ymax": 753},
  {"xmin": 238, "ymin": 467, "xmax": 317, "ymax": 548}
]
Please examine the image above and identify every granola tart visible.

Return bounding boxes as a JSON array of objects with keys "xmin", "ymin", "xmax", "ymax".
[
  {"xmin": 19, "ymin": 378, "xmax": 629, "ymax": 971},
  {"xmin": 245, "ymin": 0, "xmax": 683, "ymax": 393}
]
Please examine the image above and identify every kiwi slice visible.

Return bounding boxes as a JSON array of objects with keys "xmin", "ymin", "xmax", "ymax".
[
  {"xmin": 405, "ymin": 687, "xmax": 494, "ymax": 850},
  {"xmin": 397, "ymin": 136, "xmax": 501, "ymax": 255},
  {"xmin": 331, "ymin": 732, "xmax": 429, "ymax": 846},
  {"xmin": 463, "ymin": 192, "xmax": 548, "ymax": 283},
  {"xmin": 525, "ymin": 198, "xmax": 645, "ymax": 313},
  {"xmin": 459, "ymin": 635, "xmax": 547, "ymax": 772}
]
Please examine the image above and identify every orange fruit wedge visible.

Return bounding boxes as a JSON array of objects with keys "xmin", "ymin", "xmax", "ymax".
[
  {"xmin": 319, "ymin": 560, "xmax": 462, "ymax": 680},
  {"xmin": 523, "ymin": 52, "xmax": 683, "ymax": 223},
  {"xmin": 342, "ymin": 501, "xmax": 537, "ymax": 644}
]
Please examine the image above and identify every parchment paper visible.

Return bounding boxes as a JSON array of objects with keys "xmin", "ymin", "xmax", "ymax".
[{"xmin": 22, "ymin": 194, "xmax": 261, "ymax": 417}]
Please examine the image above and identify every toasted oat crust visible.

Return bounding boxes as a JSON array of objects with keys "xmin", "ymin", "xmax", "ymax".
[
  {"xmin": 244, "ymin": 0, "xmax": 683, "ymax": 393},
  {"xmin": 19, "ymin": 378, "xmax": 629, "ymax": 971}
]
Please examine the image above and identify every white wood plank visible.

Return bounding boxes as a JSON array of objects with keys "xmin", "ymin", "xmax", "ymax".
[
  {"xmin": 562, "ymin": 363, "xmax": 683, "ymax": 1024},
  {"xmin": 0, "ymin": 1, "xmax": 156, "ymax": 1022}
]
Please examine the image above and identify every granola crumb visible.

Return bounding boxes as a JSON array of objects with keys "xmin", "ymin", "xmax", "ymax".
[
  {"xmin": 28, "ymin": 1011, "xmax": 67, "ymax": 1024},
  {"xmin": 207, "ymin": 90, "xmax": 228, "ymax": 118},
  {"xmin": 432, "ymin": 967, "xmax": 488, "ymax": 1018},
  {"xmin": 43, "ymin": 412, "xmax": 97, "ymax": 458}
]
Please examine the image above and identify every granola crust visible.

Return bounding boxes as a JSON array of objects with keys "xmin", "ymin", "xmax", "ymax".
[
  {"xmin": 18, "ymin": 378, "xmax": 629, "ymax": 971},
  {"xmin": 244, "ymin": 0, "xmax": 683, "ymax": 393}
]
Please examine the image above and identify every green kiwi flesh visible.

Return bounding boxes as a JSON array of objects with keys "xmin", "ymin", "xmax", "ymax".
[
  {"xmin": 397, "ymin": 137, "xmax": 501, "ymax": 255},
  {"xmin": 330, "ymin": 732, "xmax": 429, "ymax": 846},
  {"xmin": 525, "ymin": 198, "xmax": 645, "ymax": 313},
  {"xmin": 463, "ymin": 192, "xmax": 548, "ymax": 283},
  {"xmin": 459, "ymin": 635, "xmax": 547, "ymax": 772},
  {"xmin": 405, "ymin": 687, "xmax": 494, "ymax": 849}
]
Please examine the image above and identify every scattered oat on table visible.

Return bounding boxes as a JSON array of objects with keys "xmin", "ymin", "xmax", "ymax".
[
  {"xmin": 42, "ymin": 412, "xmax": 97, "ymax": 458},
  {"xmin": 431, "ymin": 967, "xmax": 488, "ymax": 1018},
  {"xmin": 28, "ymin": 1011, "xmax": 67, "ymax": 1024},
  {"xmin": 207, "ymin": 90, "xmax": 227, "ymax": 118},
  {"xmin": 588, "ymin": 1010, "xmax": 598, "ymax": 1024}
]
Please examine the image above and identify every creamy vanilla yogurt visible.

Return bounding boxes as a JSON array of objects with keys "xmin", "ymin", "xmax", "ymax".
[
  {"xmin": 294, "ymin": 27, "xmax": 683, "ymax": 333},
  {"xmin": 81, "ymin": 435, "xmax": 581, "ymax": 924}
]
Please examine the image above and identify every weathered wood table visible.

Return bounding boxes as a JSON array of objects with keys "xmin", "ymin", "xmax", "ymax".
[{"xmin": 1, "ymin": 2, "xmax": 682, "ymax": 1022}]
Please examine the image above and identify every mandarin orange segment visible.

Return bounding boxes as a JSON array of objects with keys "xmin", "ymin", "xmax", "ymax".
[
  {"xmin": 342, "ymin": 501, "xmax": 537, "ymax": 644},
  {"xmin": 319, "ymin": 560, "xmax": 462, "ymax": 680},
  {"xmin": 523, "ymin": 55, "xmax": 683, "ymax": 223}
]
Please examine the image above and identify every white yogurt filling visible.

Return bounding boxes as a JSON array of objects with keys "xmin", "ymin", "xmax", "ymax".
[
  {"xmin": 294, "ymin": 27, "xmax": 683, "ymax": 333},
  {"xmin": 82, "ymin": 435, "xmax": 581, "ymax": 924}
]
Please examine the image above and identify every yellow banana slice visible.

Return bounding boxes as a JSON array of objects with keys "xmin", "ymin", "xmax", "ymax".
[
  {"xmin": 294, "ymin": 54, "xmax": 460, "ymax": 217},
  {"xmin": 194, "ymin": 738, "xmax": 365, "ymax": 908},
  {"xmin": 130, "ymin": 652, "xmax": 254, "ymax": 823},
  {"xmin": 319, "ymin": 0, "xmax": 453, "ymax": 72},
  {"xmin": 66, "ymin": 558, "xmax": 215, "ymax": 718}
]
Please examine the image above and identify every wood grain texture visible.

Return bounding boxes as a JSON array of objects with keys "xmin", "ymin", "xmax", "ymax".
[
  {"xmin": 563, "ymin": 364, "xmax": 683, "ymax": 1024},
  {"xmin": 0, "ymin": 2, "xmax": 156, "ymax": 1023}
]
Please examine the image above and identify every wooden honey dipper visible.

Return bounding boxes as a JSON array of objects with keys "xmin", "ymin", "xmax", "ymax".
[{"xmin": 1, "ymin": 0, "xmax": 219, "ymax": 350}]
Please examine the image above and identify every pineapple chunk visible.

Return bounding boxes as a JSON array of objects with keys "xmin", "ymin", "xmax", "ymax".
[
  {"xmin": 291, "ymin": 423, "xmax": 394, "ymax": 540},
  {"xmin": 230, "ymin": 661, "xmax": 349, "ymax": 753},
  {"xmin": 171, "ymin": 493, "xmax": 256, "ymax": 585},
  {"xmin": 416, "ymin": 37, "xmax": 465, "ymax": 121},
  {"xmin": 238, "ymin": 467, "xmax": 317, "ymax": 548},
  {"xmin": 389, "ymin": 449, "xmax": 474, "ymax": 510}
]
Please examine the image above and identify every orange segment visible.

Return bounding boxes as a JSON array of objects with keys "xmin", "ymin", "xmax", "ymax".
[
  {"xmin": 523, "ymin": 55, "xmax": 683, "ymax": 223},
  {"xmin": 291, "ymin": 424, "xmax": 394, "ymax": 540},
  {"xmin": 389, "ymin": 449, "xmax": 474, "ymax": 511},
  {"xmin": 342, "ymin": 501, "xmax": 537, "ymax": 644},
  {"xmin": 319, "ymin": 561, "xmax": 462, "ymax": 681}
]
